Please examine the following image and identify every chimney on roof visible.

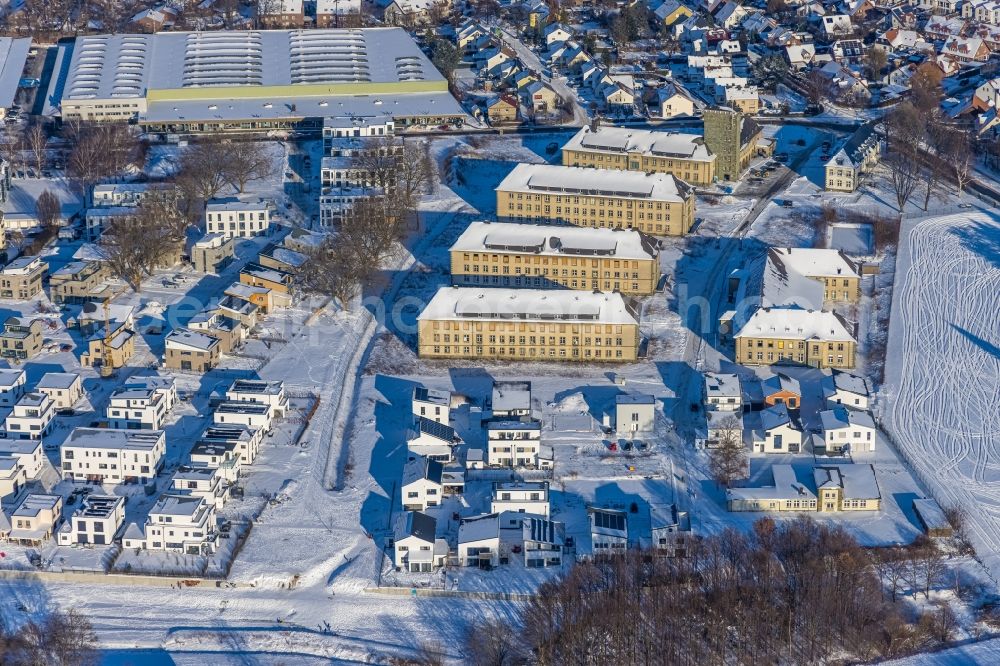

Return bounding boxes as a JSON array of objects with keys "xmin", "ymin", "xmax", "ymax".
[{"xmin": 590, "ymin": 116, "xmax": 600, "ymax": 133}]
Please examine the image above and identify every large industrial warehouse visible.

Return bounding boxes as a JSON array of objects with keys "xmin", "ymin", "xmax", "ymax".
[{"xmin": 45, "ymin": 28, "xmax": 466, "ymax": 134}]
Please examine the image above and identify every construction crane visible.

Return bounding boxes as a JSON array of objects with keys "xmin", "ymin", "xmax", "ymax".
[{"xmin": 99, "ymin": 299, "xmax": 115, "ymax": 378}]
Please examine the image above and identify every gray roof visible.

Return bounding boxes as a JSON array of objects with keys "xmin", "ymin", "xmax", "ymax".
[
  {"xmin": 813, "ymin": 464, "xmax": 880, "ymax": 500},
  {"xmin": 616, "ymin": 392, "xmax": 654, "ymax": 406},
  {"xmin": 395, "ymin": 510, "xmax": 435, "ymax": 543},
  {"xmin": 820, "ymin": 406, "xmax": 875, "ymax": 432},
  {"xmin": 704, "ymin": 372, "xmax": 741, "ymax": 397},
  {"xmin": 831, "ymin": 370, "xmax": 870, "ymax": 397},
  {"xmin": 36, "ymin": 372, "xmax": 80, "ymax": 390},
  {"xmin": 523, "ymin": 517, "xmax": 565, "ymax": 546},
  {"xmin": 458, "ymin": 513, "xmax": 500, "ymax": 544},
  {"xmin": 402, "ymin": 454, "xmax": 443, "ymax": 486},
  {"xmin": 0, "ymin": 38, "xmax": 31, "ymax": 109},
  {"xmin": 762, "ymin": 372, "xmax": 800, "ymax": 398},
  {"xmin": 760, "ymin": 403, "xmax": 792, "ymax": 431}
]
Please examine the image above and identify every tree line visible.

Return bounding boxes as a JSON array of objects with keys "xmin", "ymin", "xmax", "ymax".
[{"xmin": 458, "ymin": 517, "xmax": 966, "ymax": 666}]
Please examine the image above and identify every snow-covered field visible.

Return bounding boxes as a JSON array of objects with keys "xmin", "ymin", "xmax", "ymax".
[{"xmin": 883, "ymin": 211, "xmax": 1000, "ymax": 581}]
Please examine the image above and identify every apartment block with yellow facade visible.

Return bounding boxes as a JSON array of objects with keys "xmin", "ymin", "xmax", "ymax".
[
  {"xmin": 561, "ymin": 125, "xmax": 716, "ymax": 185},
  {"xmin": 495, "ymin": 163, "xmax": 695, "ymax": 236},
  {"xmin": 450, "ymin": 222, "xmax": 661, "ymax": 295},
  {"xmin": 734, "ymin": 307, "xmax": 857, "ymax": 369},
  {"xmin": 727, "ymin": 464, "xmax": 880, "ymax": 513},
  {"xmin": 417, "ymin": 287, "xmax": 641, "ymax": 363},
  {"xmin": 762, "ymin": 248, "xmax": 861, "ymax": 309}
]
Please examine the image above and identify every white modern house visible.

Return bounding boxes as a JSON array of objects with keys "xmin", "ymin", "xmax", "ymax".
[
  {"xmin": 225, "ymin": 379, "xmax": 289, "ymax": 417},
  {"xmin": 750, "ymin": 404, "xmax": 803, "ymax": 454},
  {"xmin": 56, "ymin": 495, "xmax": 125, "ymax": 546},
  {"xmin": 615, "ymin": 393, "xmax": 655, "ymax": 436},
  {"xmin": 522, "ymin": 517, "xmax": 567, "ymax": 568},
  {"xmin": 486, "ymin": 419, "xmax": 548, "ymax": 468},
  {"xmin": 458, "ymin": 513, "xmax": 501, "ymax": 567},
  {"xmin": 0, "ymin": 438, "xmax": 45, "ymax": 479},
  {"xmin": 412, "ymin": 386, "xmax": 451, "ymax": 425},
  {"xmin": 197, "ymin": 424, "xmax": 263, "ymax": 466},
  {"xmin": 491, "ymin": 481, "xmax": 550, "ymax": 521},
  {"xmin": 60, "ymin": 428, "xmax": 166, "ymax": 484},
  {"xmin": 204, "ymin": 197, "xmax": 271, "ymax": 239},
  {"xmin": 407, "ymin": 417, "xmax": 457, "ymax": 463},
  {"xmin": 35, "ymin": 372, "xmax": 83, "ymax": 410},
  {"xmin": 589, "ymin": 508, "xmax": 628, "ymax": 556},
  {"xmin": 106, "ymin": 380, "xmax": 175, "ymax": 430},
  {"xmin": 213, "ymin": 401, "xmax": 273, "ymax": 432},
  {"xmin": 393, "ymin": 511, "xmax": 448, "ymax": 573},
  {"xmin": 651, "ymin": 504, "xmax": 692, "ymax": 557},
  {"xmin": 820, "ymin": 407, "xmax": 876, "ymax": 454},
  {"xmin": 0, "ymin": 368, "xmax": 26, "ymax": 407},
  {"xmin": 189, "ymin": 441, "xmax": 241, "ymax": 482},
  {"xmin": 823, "ymin": 370, "xmax": 872, "ymax": 411},
  {"xmin": 401, "ymin": 454, "xmax": 444, "ymax": 511},
  {"xmin": 122, "ymin": 494, "xmax": 218, "ymax": 555},
  {"xmin": 4, "ymin": 393, "xmax": 55, "ymax": 440},
  {"xmin": 703, "ymin": 372, "xmax": 742, "ymax": 412},
  {"xmin": 171, "ymin": 465, "xmax": 231, "ymax": 510}
]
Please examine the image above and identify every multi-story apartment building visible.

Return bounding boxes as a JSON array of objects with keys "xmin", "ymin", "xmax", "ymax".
[
  {"xmin": 417, "ymin": 287, "xmax": 642, "ymax": 362},
  {"xmin": 450, "ymin": 222, "xmax": 661, "ymax": 295},
  {"xmin": 562, "ymin": 125, "xmax": 716, "ymax": 185},
  {"xmin": 322, "ymin": 116, "xmax": 395, "ymax": 152},
  {"xmin": 4, "ymin": 392, "xmax": 55, "ymax": 440},
  {"xmin": 0, "ymin": 316, "xmax": 43, "ymax": 360},
  {"xmin": 204, "ymin": 198, "xmax": 271, "ymax": 239},
  {"xmin": 762, "ymin": 248, "xmax": 861, "ymax": 309},
  {"xmin": 0, "ymin": 255, "xmax": 46, "ymax": 299},
  {"xmin": 56, "ymin": 495, "xmax": 125, "ymax": 546},
  {"xmin": 735, "ymin": 307, "xmax": 857, "ymax": 369},
  {"xmin": 226, "ymin": 379, "xmax": 289, "ymax": 417},
  {"xmin": 0, "ymin": 439, "xmax": 45, "ymax": 478},
  {"xmin": 60, "ymin": 427, "xmax": 166, "ymax": 484},
  {"xmin": 191, "ymin": 234, "xmax": 235, "ymax": 274},
  {"xmin": 122, "ymin": 494, "xmax": 218, "ymax": 555},
  {"xmin": 48, "ymin": 260, "xmax": 113, "ymax": 304},
  {"xmin": 316, "ymin": 0, "xmax": 363, "ymax": 27},
  {"xmin": 824, "ymin": 121, "xmax": 882, "ymax": 192},
  {"xmin": 189, "ymin": 441, "xmax": 241, "ymax": 483},
  {"xmin": 496, "ymin": 163, "xmax": 695, "ymax": 236},
  {"xmin": 487, "ymin": 419, "xmax": 548, "ymax": 468},
  {"xmin": 106, "ymin": 378, "xmax": 176, "ymax": 430}
]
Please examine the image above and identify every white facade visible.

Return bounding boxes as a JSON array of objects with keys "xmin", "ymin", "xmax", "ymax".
[
  {"xmin": 457, "ymin": 513, "xmax": 501, "ymax": 567},
  {"xmin": 491, "ymin": 481, "xmax": 550, "ymax": 518},
  {"xmin": 122, "ymin": 494, "xmax": 218, "ymax": 555},
  {"xmin": 4, "ymin": 392, "xmax": 55, "ymax": 440},
  {"xmin": 226, "ymin": 379, "xmax": 288, "ymax": 417},
  {"xmin": 198, "ymin": 424, "xmax": 263, "ymax": 466},
  {"xmin": 412, "ymin": 386, "xmax": 451, "ymax": 425},
  {"xmin": 60, "ymin": 428, "xmax": 166, "ymax": 484},
  {"xmin": 820, "ymin": 407, "xmax": 876, "ymax": 453},
  {"xmin": 401, "ymin": 454, "xmax": 443, "ymax": 511},
  {"xmin": 824, "ymin": 371, "xmax": 871, "ymax": 411},
  {"xmin": 0, "ymin": 368, "xmax": 26, "ymax": 406},
  {"xmin": 615, "ymin": 393, "xmax": 655, "ymax": 436},
  {"xmin": 0, "ymin": 439, "xmax": 45, "ymax": 479},
  {"xmin": 487, "ymin": 420, "xmax": 543, "ymax": 468},
  {"xmin": 522, "ymin": 517, "xmax": 566, "ymax": 567},
  {"xmin": 213, "ymin": 402, "xmax": 273, "ymax": 432},
  {"xmin": 35, "ymin": 372, "xmax": 83, "ymax": 410},
  {"xmin": 590, "ymin": 508, "xmax": 628, "ymax": 556},
  {"xmin": 171, "ymin": 466, "xmax": 230, "ymax": 510},
  {"xmin": 9, "ymin": 494, "xmax": 62, "ymax": 543},
  {"xmin": 204, "ymin": 198, "xmax": 271, "ymax": 239},
  {"xmin": 704, "ymin": 372, "xmax": 742, "ymax": 411},
  {"xmin": 106, "ymin": 383, "xmax": 174, "ymax": 430},
  {"xmin": 752, "ymin": 406, "xmax": 803, "ymax": 454},
  {"xmin": 56, "ymin": 495, "xmax": 125, "ymax": 546},
  {"xmin": 392, "ymin": 510, "xmax": 447, "ymax": 573}
]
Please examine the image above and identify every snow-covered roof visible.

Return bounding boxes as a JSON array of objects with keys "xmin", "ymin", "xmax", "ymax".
[
  {"xmin": 523, "ymin": 517, "xmax": 565, "ymax": 546},
  {"xmin": 704, "ymin": 372, "xmax": 740, "ymax": 398},
  {"xmin": 458, "ymin": 513, "xmax": 500, "ymax": 544},
  {"xmin": 12, "ymin": 494, "xmax": 61, "ymax": 517},
  {"xmin": 450, "ymin": 221, "xmax": 659, "ymax": 261},
  {"xmin": 413, "ymin": 386, "xmax": 450, "ymax": 407},
  {"xmin": 165, "ymin": 328, "xmax": 220, "ymax": 352},
  {"xmin": 0, "ymin": 368, "xmax": 25, "ymax": 388},
  {"xmin": 813, "ymin": 464, "xmax": 880, "ymax": 500},
  {"xmin": 727, "ymin": 465, "xmax": 815, "ymax": 502},
  {"xmin": 761, "ymin": 372, "xmax": 800, "ymax": 398},
  {"xmin": 616, "ymin": 393, "xmax": 654, "ymax": 406},
  {"xmin": 0, "ymin": 38, "xmax": 30, "ymax": 110},
  {"xmin": 206, "ymin": 197, "xmax": 268, "ymax": 213},
  {"xmin": 402, "ymin": 454, "xmax": 443, "ymax": 486},
  {"xmin": 762, "ymin": 247, "xmax": 858, "ymax": 311},
  {"xmin": 35, "ymin": 372, "xmax": 80, "ymax": 390},
  {"xmin": 735, "ymin": 307, "xmax": 855, "ymax": 343},
  {"xmin": 820, "ymin": 406, "xmax": 875, "ymax": 432},
  {"xmin": 418, "ymin": 287, "xmax": 639, "ymax": 326},
  {"xmin": 492, "ymin": 381, "xmax": 531, "ymax": 414},
  {"xmin": 564, "ymin": 125, "xmax": 714, "ymax": 163},
  {"xmin": 150, "ymin": 494, "xmax": 204, "ymax": 517},
  {"xmin": 497, "ymin": 163, "xmax": 691, "ymax": 202},
  {"xmin": 826, "ymin": 369, "xmax": 870, "ymax": 398},
  {"xmin": 64, "ymin": 427, "xmax": 164, "ymax": 451},
  {"xmin": 760, "ymin": 403, "xmax": 792, "ymax": 431}
]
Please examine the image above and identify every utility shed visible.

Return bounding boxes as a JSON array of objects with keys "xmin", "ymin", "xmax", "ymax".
[{"xmin": 912, "ymin": 498, "xmax": 953, "ymax": 538}]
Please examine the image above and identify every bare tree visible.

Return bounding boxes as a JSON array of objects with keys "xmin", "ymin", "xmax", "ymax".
[
  {"xmin": 464, "ymin": 619, "xmax": 524, "ymax": 666},
  {"xmin": 223, "ymin": 141, "xmax": 276, "ymax": 193},
  {"xmin": 932, "ymin": 123, "xmax": 975, "ymax": 195},
  {"xmin": 174, "ymin": 141, "xmax": 232, "ymax": 217},
  {"xmin": 1, "ymin": 608, "xmax": 98, "ymax": 666},
  {"xmin": 298, "ymin": 237, "xmax": 368, "ymax": 311},
  {"xmin": 708, "ymin": 420, "xmax": 747, "ymax": 488},
  {"xmin": 25, "ymin": 120, "xmax": 48, "ymax": 176},
  {"xmin": 883, "ymin": 103, "xmax": 926, "ymax": 215},
  {"xmin": 66, "ymin": 123, "xmax": 142, "ymax": 196},
  {"xmin": 35, "ymin": 190, "xmax": 61, "ymax": 228},
  {"xmin": 98, "ymin": 203, "xmax": 175, "ymax": 292}
]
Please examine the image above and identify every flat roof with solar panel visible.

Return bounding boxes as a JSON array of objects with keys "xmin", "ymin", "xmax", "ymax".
[{"xmin": 496, "ymin": 163, "xmax": 690, "ymax": 202}]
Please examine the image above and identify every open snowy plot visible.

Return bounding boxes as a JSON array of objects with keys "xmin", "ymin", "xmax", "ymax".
[
  {"xmin": 880, "ymin": 637, "xmax": 1000, "ymax": 665},
  {"xmin": 883, "ymin": 211, "xmax": 1000, "ymax": 579}
]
